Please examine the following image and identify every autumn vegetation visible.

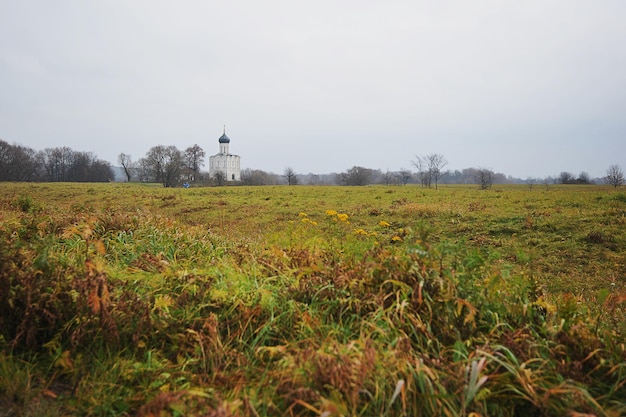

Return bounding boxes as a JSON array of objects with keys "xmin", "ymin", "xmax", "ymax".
[{"xmin": 1, "ymin": 182, "xmax": 625, "ymax": 416}]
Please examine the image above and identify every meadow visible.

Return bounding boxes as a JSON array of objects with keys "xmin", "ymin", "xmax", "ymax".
[{"xmin": 1, "ymin": 182, "xmax": 625, "ymax": 416}]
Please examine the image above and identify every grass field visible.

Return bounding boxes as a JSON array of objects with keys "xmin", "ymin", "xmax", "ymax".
[{"xmin": 1, "ymin": 182, "xmax": 625, "ymax": 416}]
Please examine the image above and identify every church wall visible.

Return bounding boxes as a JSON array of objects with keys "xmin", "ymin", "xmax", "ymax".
[{"xmin": 208, "ymin": 153, "xmax": 241, "ymax": 181}]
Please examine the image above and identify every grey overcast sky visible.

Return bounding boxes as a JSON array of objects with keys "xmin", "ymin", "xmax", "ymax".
[{"xmin": 1, "ymin": 1, "xmax": 625, "ymax": 179}]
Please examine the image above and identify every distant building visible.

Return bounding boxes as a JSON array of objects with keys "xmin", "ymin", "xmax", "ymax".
[{"xmin": 208, "ymin": 128, "xmax": 241, "ymax": 181}]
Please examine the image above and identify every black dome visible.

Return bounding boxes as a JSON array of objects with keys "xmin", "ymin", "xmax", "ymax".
[{"xmin": 218, "ymin": 133, "xmax": 230, "ymax": 143}]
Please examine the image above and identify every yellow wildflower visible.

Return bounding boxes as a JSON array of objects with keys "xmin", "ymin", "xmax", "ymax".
[
  {"xmin": 299, "ymin": 212, "xmax": 308, "ymax": 217},
  {"xmin": 391, "ymin": 235, "xmax": 403, "ymax": 242},
  {"xmin": 379, "ymin": 221, "xmax": 391, "ymax": 228},
  {"xmin": 302, "ymin": 218, "xmax": 318, "ymax": 226},
  {"xmin": 326, "ymin": 210, "xmax": 338, "ymax": 216},
  {"xmin": 354, "ymin": 228, "xmax": 369, "ymax": 236},
  {"xmin": 337, "ymin": 213, "xmax": 349, "ymax": 222}
]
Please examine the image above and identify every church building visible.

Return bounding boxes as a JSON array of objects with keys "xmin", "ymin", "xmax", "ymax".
[{"xmin": 208, "ymin": 128, "xmax": 241, "ymax": 181}]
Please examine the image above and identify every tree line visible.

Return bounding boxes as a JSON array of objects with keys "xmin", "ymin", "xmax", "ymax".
[
  {"xmin": 119, "ymin": 145, "xmax": 206, "ymax": 187},
  {"xmin": 2, "ymin": 139, "xmax": 623, "ymax": 188},
  {"xmin": 0, "ymin": 140, "xmax": 113, "ymax": 182}
]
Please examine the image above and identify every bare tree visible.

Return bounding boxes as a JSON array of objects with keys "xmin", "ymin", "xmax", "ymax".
[
  {"xmin": 136, "ymin": 158, "xmax": 151, "ymax": 182},
  {"xmin": 37, "ymin": 147, "xmax": 111, "ymax": 182},
  {"xmin": 381, "ymin": 170, "xmax": 394, "ymax": 186},
  {"xmin": 0, "ymin": 140, "xmax": 39, "ymax": 181},
  {"xmin": 213, "ymin": 170, "xmax": 226, "ymax": 186},
  {"xmin": 161, "ymin": 146, "xmax": 183, "ymax": 188},
  {"xmin": 141, "ymin": 145, "xmax": 183, "ymax": 187},
  {"xmin": 141, "ymin": 145, "xmax": 165, "ymax": 184},
  {"xmin": 427, "ymin": 153, "xmax": 448, "ymax": 189},
  {"xmin": 475, "ymin": 168, "xmax": 494, "ymax": 190},
  {"xmin": 118, "ymin": 153, "xmax": 135, "ymax": 182},
  {"xmin": 67, "ymin": 151, "xmax": 92, "ymax": 181},
  {"xmin": 338, "ymin": 166, "xmax": 373, "ymax": 186},
  {"xmin": 606, "ymin": 164, "xmax": 624, "ymax": 188},
  {"xmin": 86, "ymin": 158, "xmax": 114, "ymax": 182},
  {"xmin": 284, "ymin": 167, "xmax": 299, "ymax": 185},
  {"xmin": 184, "ymin": 144, "xmax": 205, "ymax": 182},
  {"xmin": 240, "ymin": 169, "xmax": 279, "ymax": 185},
  {"xmin": 525, "ymin": 177, "xmax": 538, "ymax": 191},
  {"xmin": 397, "ymin": 168, "xmax": 412, "ymax": 186},
  {"xmin": 39, "ymin": 147, "xmax": 72, "ymax": 181},
  {"xmin": 412, "ymin": 154, "xmax": 447, "ymax": 189},
  {"xmin": 411, "ymin": 155, "xmax": 431, "ymax": 187}
]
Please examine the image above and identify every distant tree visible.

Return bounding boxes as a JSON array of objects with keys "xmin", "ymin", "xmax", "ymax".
[
  {"xmin": 39, "ymin": 147, "xmax": 72, "ymax": 182},
  {"xmin": 240, "ymin": 169, "xmax": 279, "ymax": 185},
  {"xmin": 443, "ymin": 169, "xmax": 462, "ymax": 184},
  {"xmin": 213, "ymin": 170, "xmax": 226, "ymax": 186},
  {"xmin": 184, "ymin": 144, "xmax": 205, "ymax": 182},
  {"xmin": 427, "ymin": 153, "xmax": 448, "ymax": 189},
  {"xmin": 70, "ymin": 151, "xmax": 112, "ymax": 182},
  {"xmin": 284, "ymin": 167, "xmax": 299, "ymax": 185},
  {"xmin": 576, "ymin": 171, "xmax": 591, "ymax": 184},
  {"xmin": 338, "ymin": 166, "xmax": 373, "ymax": 186},
  {"xmin": 0, "ymin": 140, "xmax": 39, "ymax": 181},
  {"xmin": 559, "ymin": 171, "xmax": 575, "ymax": 184},
  {"xmin": 412, "ymin": 153, "xmax": 447, "ymax": 189},
  {"xmin": 140, "ymin": 146, "xmax": 164, "ymax": 184},
  {"xmin": 461, "ymin": 168, "xmax": 479, "ymax": 184},
  {"xmin": 475, "ymin": 168, "xmax": 494, "ymax": 190},
  {"xmin": 397, "ymin": 168, "xmax": 412, "ymax": 186},
  {"xmin": 605, "ymin": 164, "xmax": 624, "ymax": 188},
  {"xmin": 67, "ymin": 151, "xmax": 92, "ymax": 181},
  {"xmin": 21, "ymin": 145, "xmax": 41, "ymax": 181},
  {"xmin": 526, "ymin": 177, "xmax": 538, "ymax": 191},
  {"xmin": 37, "ymin": 147, "xmax": 111, "ymax": 182},
  {"xmin": 118, "ymin": 153, "xmax": 135, "ymax": 182},
  {"xmin": 136, "ymin": 158, "xmax": 151, "ymax": 182},
  {"xmin": 381, "ymin": 170, "xmax": 395, "ymax": 186},
  {"xmin": 161, "ymin": 146, "xmax": 183, "ymax": 188},
  {"xmin": 87, "ymin": 158, "xmax": 114, "ymax": 182},
  {"xmin": 411, "ymin": 155, "xmax": 431, "ymax": 187},
  {"xmin": 141, "ymin": 145, "xmax": 183, "ymax": 187},
  {"xmin": 305, "ymin": 174, "xmax": 320, "ymax": 185}
]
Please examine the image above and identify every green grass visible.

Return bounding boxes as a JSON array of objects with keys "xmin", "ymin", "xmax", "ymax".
[{"xmin": 1, "ymin": 182, "xmax": 625, "ymax": 416}]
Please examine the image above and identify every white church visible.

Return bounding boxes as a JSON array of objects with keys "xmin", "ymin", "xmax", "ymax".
[{"xmin": 208, "ymin": 128, "xmax": 241, "ymax": 181}]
